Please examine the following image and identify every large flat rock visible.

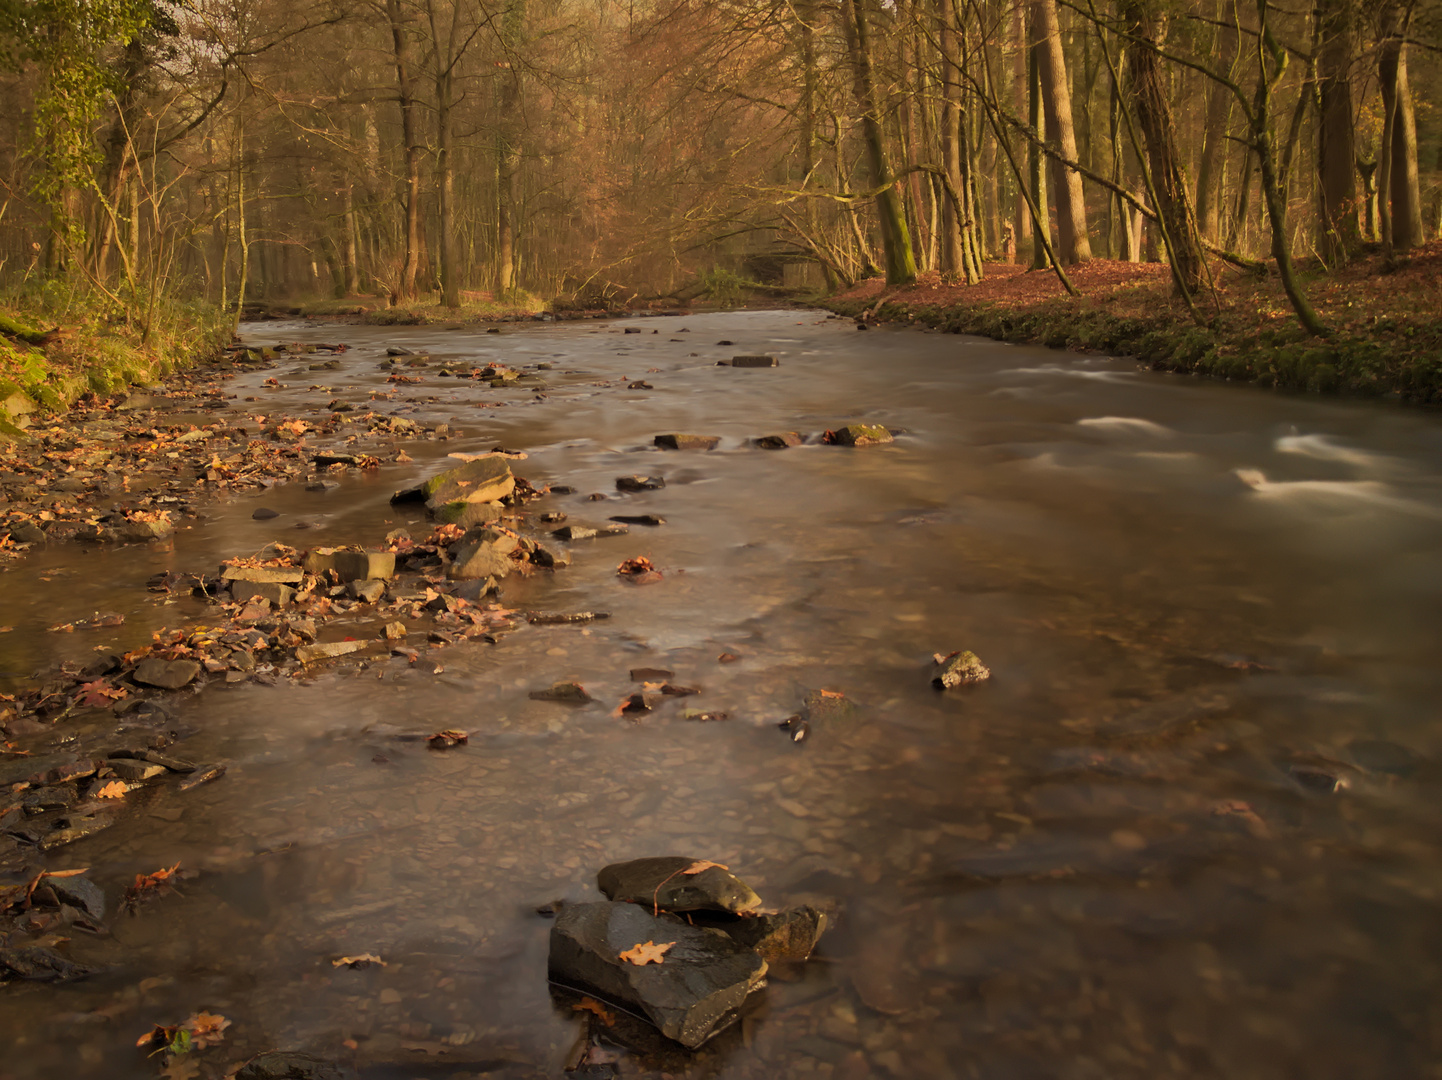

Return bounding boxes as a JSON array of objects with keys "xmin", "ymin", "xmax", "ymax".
[
  {"xmin": 548, "ymin": 901, "xmax": 767, "ymax": 1048},
  {"xmin": 392, "ymin": 455, "xmax": 514, "ymax": 511}
]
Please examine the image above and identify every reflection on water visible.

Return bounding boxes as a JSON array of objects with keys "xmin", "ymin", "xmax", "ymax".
[{"xmin": 4, "ymin": 311, "xmax": 1442, "ymax": 1078}]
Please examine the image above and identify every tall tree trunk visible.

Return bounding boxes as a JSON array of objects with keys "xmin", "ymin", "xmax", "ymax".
[
  {"xmin": 1195, "ymin": 3, "xmax": 1237, "ymax": 242},
  {"xmin": 386, "ymin": 0, "xmax": 422, "ymax": 301},
  {"xmin": 1378, "ymin": 5, "xmax": 1423, "ymax": 252},
  {"xmin": 495, "ymin": 0, "xmax": 526, "ymax": 294},
  {"xmin": 1027, "ymin": 26, "xmax": 1050, "ymax": 269},
  {"xmin": 1011, "ymin": 0, "xmax": 1031, "ymax": 249},
  {"xmin": 936, "ymin": 0, "xmax": 966, "ymax": 278},
  {"xmin": 341, "ymin": 179, "xmax": 360, "ymax": 295},
  {"xmin": 1314, "ymin": 0, "xmax": 1359, "ymax": 262},
  {"xmin": 1032, "ymin": 0, "xmax": 1090, "ymax": 262},
  {"xmin": 843, "ymin": 0, "xmax": 918, "ymax": 285},
  {"xmin": 1119, "ymin": 0, "xmax": 1203, "ymax": 294}
]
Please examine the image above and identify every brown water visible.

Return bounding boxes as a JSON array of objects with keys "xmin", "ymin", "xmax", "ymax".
[{"xmin": 5, "ymin": 310, "xmax": 1442, "ymax": 1079}]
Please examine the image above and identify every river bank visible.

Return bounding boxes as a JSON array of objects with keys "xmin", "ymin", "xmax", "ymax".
[{"xmin": 823, "ymin": 242, "xmax": 1442, "ymax": 403}]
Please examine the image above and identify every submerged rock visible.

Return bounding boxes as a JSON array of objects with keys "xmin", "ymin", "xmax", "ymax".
[
  {"xmin": 0, "ymin": 946, "xmax": 101, "ymax": 983},
  {"xmin": 598, "ymin": 856, "xmax": 762, "ymax": 914},
  {"xmin": 931, "ymin": 650, "xmax": 990, "ymax": 689},
  {"xmin": 530, "ymin": 681, "xmax": 593, "ymax": 703},
  {"xmin": 729, "ymin": 355, "xmax": 778, "ymax": 368},
  {"xmin": 235, "ymin": 1054, "xmax": 356, "ymax": 1080},
  {"xmin": 616, "ymin": 475, "xmax": 665, "ymax": 492},
  {"xmin": 548, "ymin": 901, "xmax": 767, "ymax": 1048}
]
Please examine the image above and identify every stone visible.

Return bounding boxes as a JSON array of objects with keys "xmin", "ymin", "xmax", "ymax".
[
  {"xmin": 40, "ymin": 815, "xmax": 114, "ymax": 850},
  {"xmin": 382, "ymin": 621, "xmax": 408, "ymax": 640},
  {"xmin": 234, "ymin": 1053, "xmax": 357, "ymax": 1080},
  {"xmin": 8, "ymin": 521, "xmax": 46, "ymax": 544},
  {"xmin": 303, "ymin": 548, "xmax": 396, "ymax": 583},
  {"xmin": 720, "ymin": 906, "xmax": 827, "ymax": 964},
  {"xmin": 609, "ymin": 514, "xmax": 665, "ymax": 527},
  {"xmin": 931, "ymin": 650, "xmax": 990, "ymax": 689},
  {"xmin": 391, "ymin": 454, "xmax": 514, "ymax": 511},
  {"xmin": 22, "ymin": 785, "xmax": 77, "ymax": 813},
  {"xmin": 252, "ymin": 507, "xmax": 280, "ymax": 520},
  {"xmin": 530, "ymin": 681, "xmax": 593, "ymax": 703},
  {"xmin": 313, "ymin": 453, "xmax": 360, "ymax": 468},
  {"xmin": 132, "ymin": 658, "xmax": 201, "ymax": 690},
  {"xmin": 654, "ymin": 434, "xmax": 720, "ymax": 451},
  {"xmin": 548, "ymin": 901, "xmax": 767, "ymax": 1048},
  {"xmin": 295, "ymin": 640, "xmax": 369, "ymax": 664},
  {"xmin": 230, "ymin": 580, "xmax": 296, "ymax": 608},
  {"xmin": 827, "ymin": 423, "xmax": 893, "ymax": 447},
  {"xmin": 432, "ymin": 499, "xmax": 503, "ymax": 528},
  {"xmin": 598, "ymin": 856, "xmax": 762, "ymax": 915},
  {"xmin": 615, "ymin": 475, "xmax": 664, "ymax": 492},
  {"xmin": 754, "ymin": 432, "xmax": 803, "ymax": 449},
  {"xmin": 552, "ymin": 524, "xmax": 628, "ymax": 541},
  {"xmin": 802, "ymin": 690, "xmax": 856, "ymax": 721},
  {"xmin": 448, "ymin": 540, "xmax": 514, "ymax": 581},
  {"xmin": 730, "ymin": 354, "xmax": 778, "ymax": 367},
  {"xmin": 349, "ymin": 579, "xmax": 387, "ymax": 604},
  {"xmin": 119, "ymin": 517, "xmax": 174, "ymax": 542},
  {"xmin": 107, "ymin": 758, "xmax": 168, "ymax": 781},
  {"xmin": 306, "ymin": 479, "xmax": 341, "ymax": 492},
  {"xmin": 36, "ymin": 873, "xmax": 106, "ymax": 921},
  {"xmin": 222, "ymin": 565, "xmax": 305, "ymax": 585},
  {"xmin": 135, "ymin": 748, "xmax": 196, "ymax": 773},
  {"xmin": 528, "ymin": 611, "xmax": 610, "ymax": 625},
  {"xmin": 0, "ymin": 946, "xmax": 101, "ymax": 983},
  {"xmin": 385, "ymin": 346, "xmax": 414, "ymax": 356},
  {"xmin": 530, "ymin": 543, "xmax": 571, "ymax": 569}
]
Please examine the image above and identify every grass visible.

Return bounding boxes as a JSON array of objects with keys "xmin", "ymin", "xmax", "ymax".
[{"xmin": 0, "ymin": 278, "xmax": 230, "ymax": 438}]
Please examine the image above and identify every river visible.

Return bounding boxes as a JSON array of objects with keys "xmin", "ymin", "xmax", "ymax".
[{"xmin": 3, "ymin": 309, "xmax": 1441, "ymax": 1079}]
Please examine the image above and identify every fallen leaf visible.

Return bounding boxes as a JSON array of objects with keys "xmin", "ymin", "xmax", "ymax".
[
  {"xmin": 94, "ymin": 780, "xmax": 130, "ymax": 799},
  {"xmin": 682, "ymin": 860, "xmax": 728, "ymax": 875},
  {"xmin": 332, "ymin": 954, "xmax": 387, "ymax": 968},
  {"xmin": 126, "ymin": 862, "xmax": 183, "ymax": 907},
  {"xmin": 619, "ymin": 940, "xmax": 674, "ymax": 966},
  {"xmin": 184, "ymin": 1011, "xmax": 231, "ymax": 1049},
  {"xmin": 572, "ymin": 997, "xmax": 616, "ymax": 1026},
  {"xmin": 427, "ymin": 729, "xmax": 468, "ymax": 748}
]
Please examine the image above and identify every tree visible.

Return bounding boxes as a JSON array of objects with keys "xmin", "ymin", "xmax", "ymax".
[{"xmin": 1031, "ymin": 0, "xmax": 1090, "ymax": 263}]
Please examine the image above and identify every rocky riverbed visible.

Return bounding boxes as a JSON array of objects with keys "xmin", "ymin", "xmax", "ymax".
[{"xmin": 2, "ymin": 310, "xmax": 1442, "ymax": 1079}]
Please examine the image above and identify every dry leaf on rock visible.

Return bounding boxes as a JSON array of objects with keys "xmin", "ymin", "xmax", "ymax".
[
  {"xmin": 427, "ymin": 729, "xmax": 468, "ymax": 748},
  {"xmin": 683, "ymin": 860, "xmax": 729, "ymax": 875},
  {"xmin": 94, "ymin": 780, "xmax": 129, "ymax": 799},
  {"xmin": 332, "ymin": 954, "xmax": 386, "ymax": 968},
  {"xmin": 619, "ymin": 940, "xmax": 674, "ymax": 966}
]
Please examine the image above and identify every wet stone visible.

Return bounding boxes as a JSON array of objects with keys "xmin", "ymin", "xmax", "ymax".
[
  {"xmin": 132, "ymin": 657, "xmax": 201, "ymax": 690},
  {"xmin": 616, "ymin": 475, "xmax": 665, "ymax": 492},
  {"xmin": 548, "ymin": 901, "xmax": 767, "ymax": 1048},
  {"xmin": 654, "ymin": 434, "xmax": 720, "ymax": 451},
  {"xmin": 598, "ymin": 856, "xmax": 762, "ymax": 914},
  {"xmin": 295, "ymin": 640, "xmax": 369, "ymax": 664},
  {"xmin": 729, "ymin": 355, "xmax": 778, "ymax": 367},
  {"xmin": 303, "ymin": 548, "xmax": 396, "ymax": 583},
  {"xmin": 719, "ymin": 906, "xmax": 827, "ymax": 964},
  {"xmin": 432, "ymin": 499, "xmax": 503, "ymax": 528},
  {"xmin": 448, "ymin": 540, "xmax": 514, "ymax": 581},
  {"xmin": 39, "ymin": 814, "xmax": 114, "ymax": 850},
  {"xmin": 223, "ymin": 565, "xmax": 305, "ymax": 585},
  {"xmin": 392, "ymin": 454, "xmax": 514, "ymax": 511},
  {"xmin": 826, "ymin": 423, "xmax": 893, "ymax": 447},
  {"xmin": 610, "ymin": 514, "xmax": 665, "ymax": 527},
  {"xmin": 106, "ymin": 758, "xmax": 168, "ymax": 781},
  {"xmin": 252, "ymin": 507, "xmax": 280, "ymax": 520},
  {"xmin": 931, "ymin": 650, "xmax": 990, "ymax": 689},
  {"xmin": 754, "ymin": 432, "xmax": 803, "ymax": 449},
  {"xmin": 552, "ymin": 524, "xmax": 628, "ymax": 541},
  {"xmin": 36, "ymin": 873, "xmax": 106, "ymax": 921},
  {"xmin": 530, "ymin": 681, "xmax": 593, "ymax": 704}
]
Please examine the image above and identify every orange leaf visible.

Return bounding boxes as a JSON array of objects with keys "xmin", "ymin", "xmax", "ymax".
[
  {"xmin": 94, "ymin": 780, "xmax": 129, "ymax": 799},
  {"xmin": 682, "ymin": 860, "xmax": 728, "ymax": 875},
  {"xmin": 572, "ymin": 997, "xmax": 616, "ymax": 1026},
  {"xmin": 619, "ymin": 940, "xmax": 674, "ymax": 966}
]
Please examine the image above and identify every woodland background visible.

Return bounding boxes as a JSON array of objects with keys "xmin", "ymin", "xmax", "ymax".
[{"xmin": 0, "ymin": 0, "xmax": 1438, "ymax": 327}]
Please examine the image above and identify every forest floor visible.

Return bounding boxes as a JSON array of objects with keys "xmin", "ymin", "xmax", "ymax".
[
  {"xmin": 823, "ymin": 240, "xmax": 1442, "ymax": 403},
  {"xmin": 291, "ymin": 292, "xmax": 546, "ymax": 325}
]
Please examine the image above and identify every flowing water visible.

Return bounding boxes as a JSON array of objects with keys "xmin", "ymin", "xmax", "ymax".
[{"xmin": 4, "ymin": 310, "xmax": 1442, "ymax": 1079}]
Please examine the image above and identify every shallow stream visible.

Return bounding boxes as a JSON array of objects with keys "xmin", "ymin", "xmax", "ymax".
[{"xmin": 4, "ymin": 310, "xmax": 1442, "ymax": 1079}]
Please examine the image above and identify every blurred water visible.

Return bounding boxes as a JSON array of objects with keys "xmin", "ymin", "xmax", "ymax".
[{"xmin": 4, "ymin": 310, "xmax": 1442, "ymax": 1079}]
